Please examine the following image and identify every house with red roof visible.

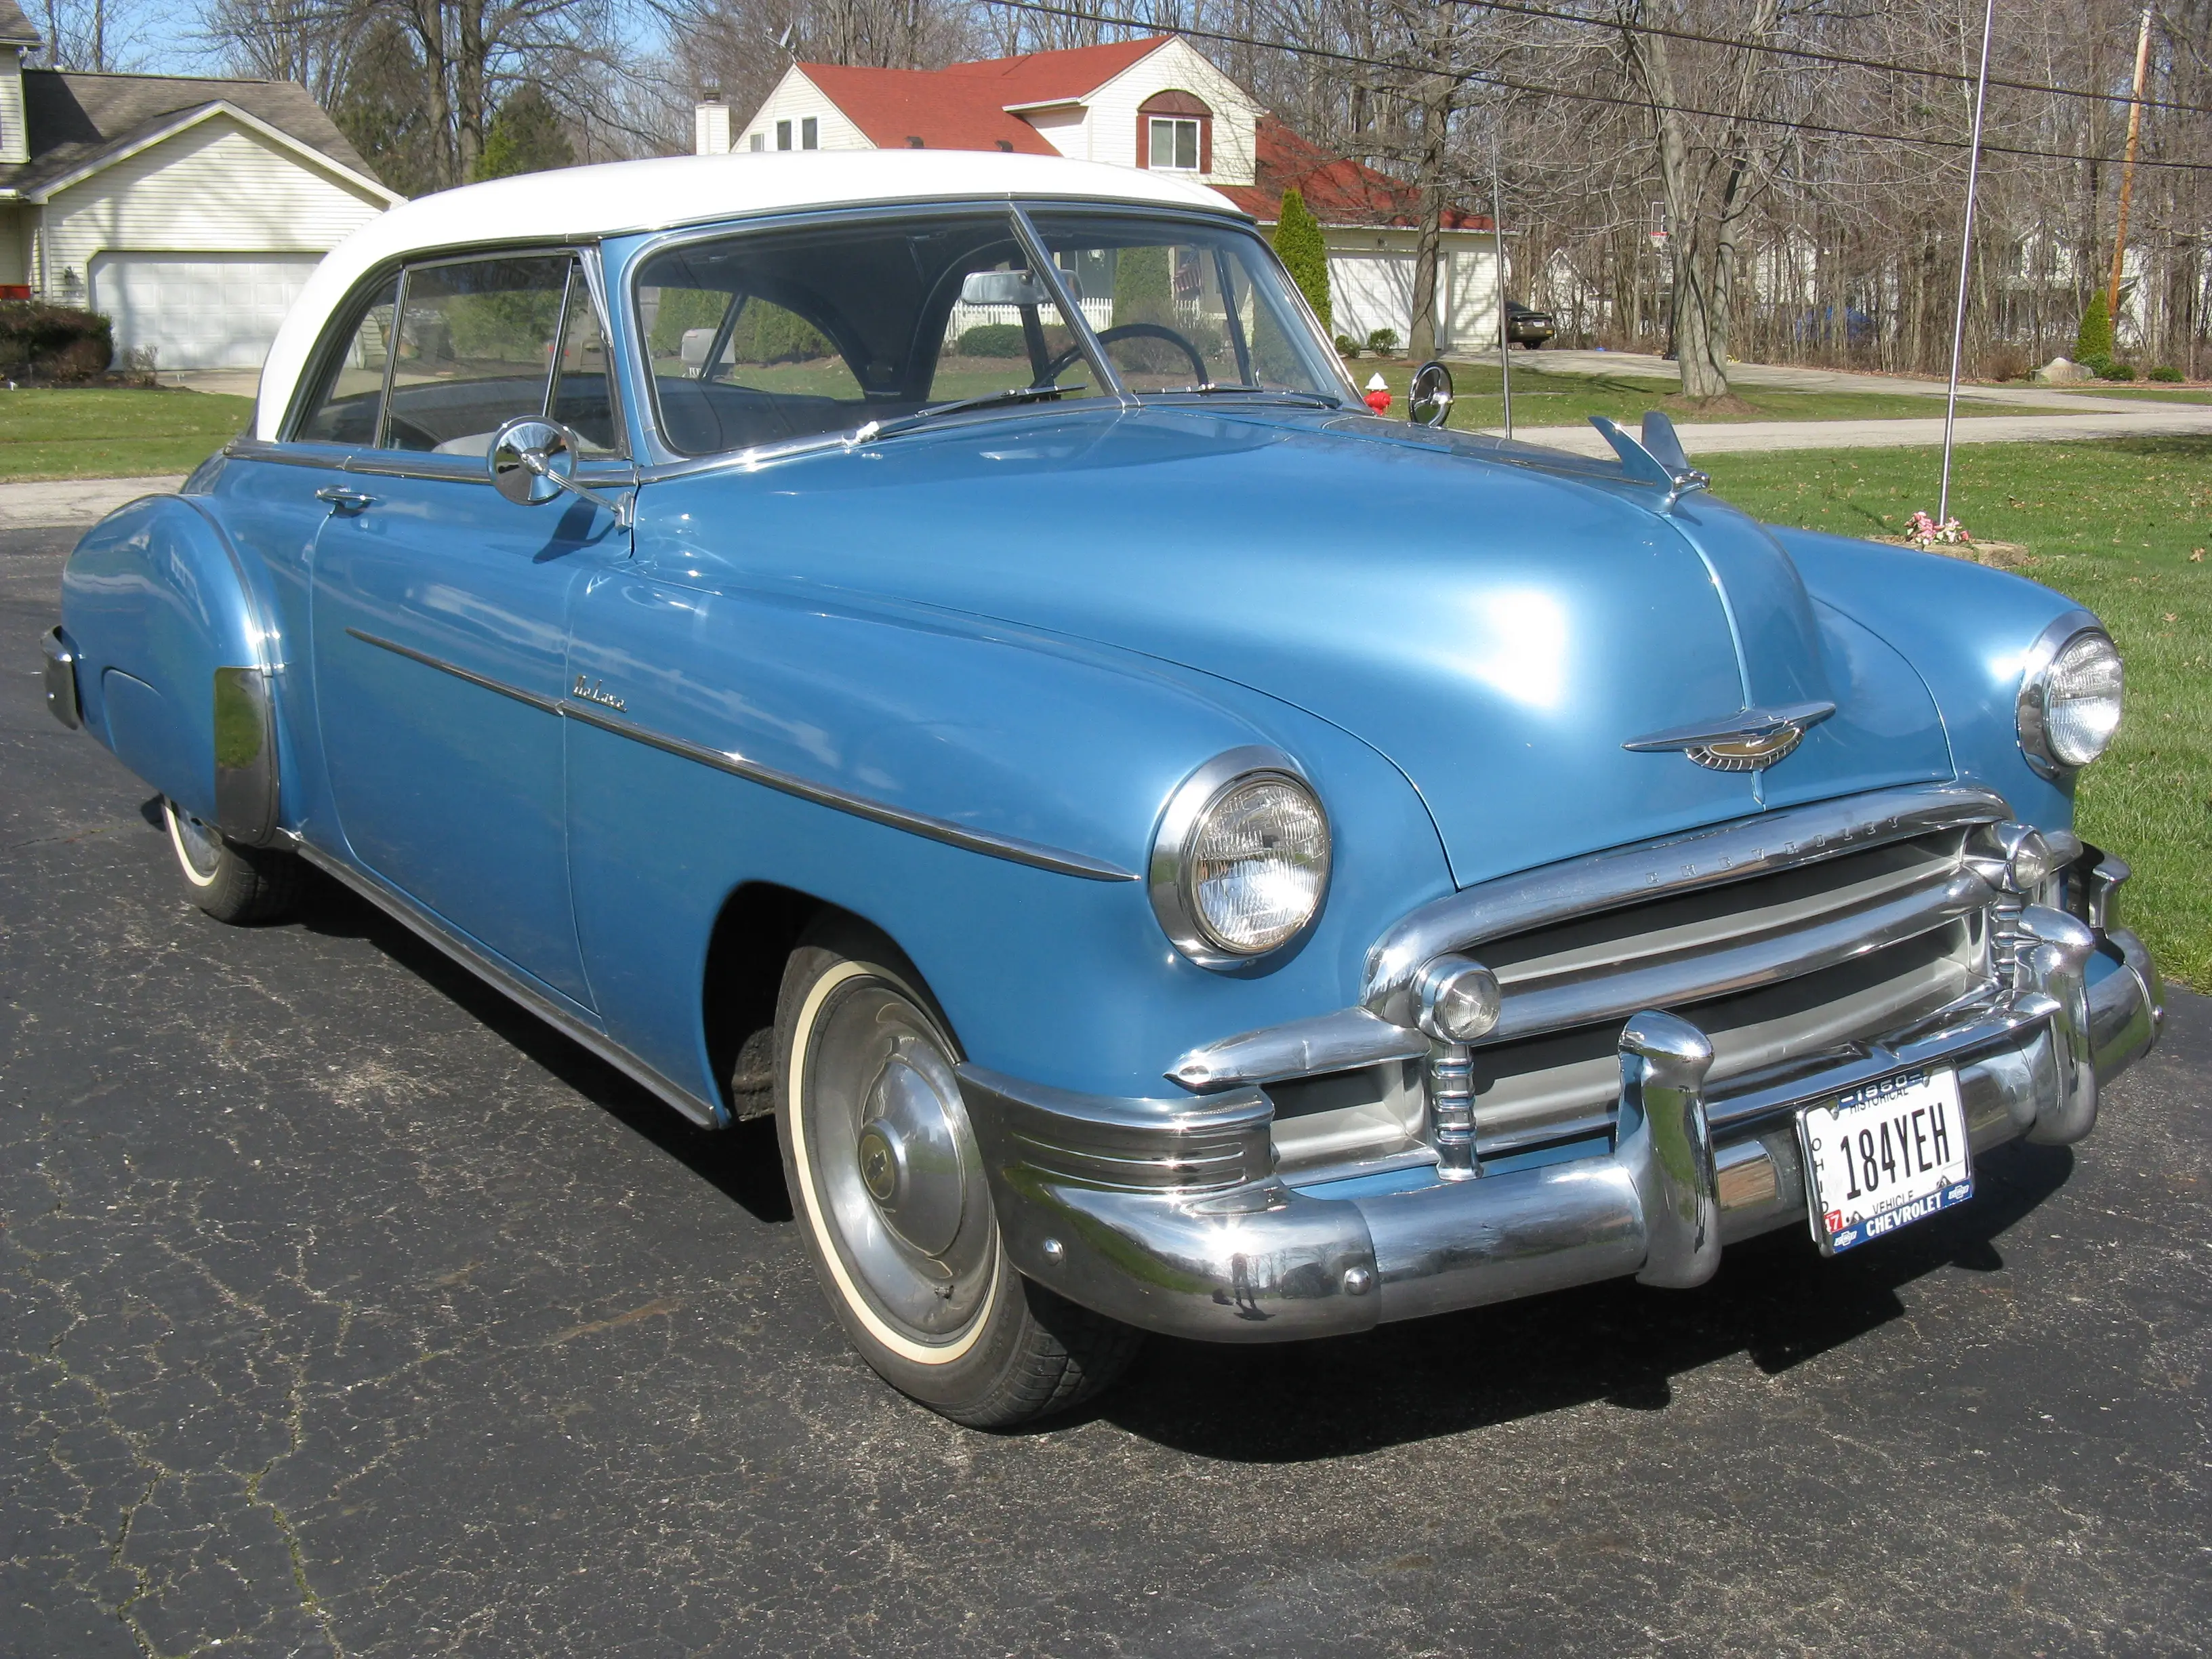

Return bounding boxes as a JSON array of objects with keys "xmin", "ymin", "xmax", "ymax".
[{"xmin": 698, "ymin": 36, "xmax": 1503, "ymax": 354}]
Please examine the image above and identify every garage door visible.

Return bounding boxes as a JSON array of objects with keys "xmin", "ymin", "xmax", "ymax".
[
  {"xmin": 88, "ymin": 253, "xmax": 325, "ymax": 371},
  {"xmin": 1328, "ymin": 251, "xmax": 1414, "ymax": 345}
]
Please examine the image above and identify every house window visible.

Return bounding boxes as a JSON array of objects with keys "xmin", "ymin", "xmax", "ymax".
[
  {"xmin": 750, "ymin": 132, "xmax": 764, "ymax": 152},
  {"xmin": 802, "ymin": 117, "xmax": 818, "ymax": 150},
  {"xmin": 1149, "ymin": 118, "xmax": 1200, "ymax": 171},
  {"xmin": 777, "ymin": 119, "xmax": 792, "ymax": 150},
  {"xmin": 1136, "ymin": 91, "xmax": 1210, "ymax": 173}
]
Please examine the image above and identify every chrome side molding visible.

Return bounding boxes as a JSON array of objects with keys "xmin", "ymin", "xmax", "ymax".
[{"xmin": 342, "ymin": 626, "xmax": 1138, "ymax": 884}]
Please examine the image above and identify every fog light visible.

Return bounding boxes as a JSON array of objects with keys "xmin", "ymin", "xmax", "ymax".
[
  {"xmin": 1970, "ymin": 821, "xmax": 2055, "ymax": 897},
  {"xmin": 1415, "ymin": 956, "xmax": 1502, "ymax": 1042}
]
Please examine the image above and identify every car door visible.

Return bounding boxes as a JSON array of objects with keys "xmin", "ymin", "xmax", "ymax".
[{"xmin": 308, "ymin": 251, "xmax": 629, "ymax": 1012}]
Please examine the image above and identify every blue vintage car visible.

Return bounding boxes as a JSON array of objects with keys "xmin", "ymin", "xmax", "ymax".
[{"xmin": 42, "ymin": 153, "xmax": 2163, "ymax": 1426}]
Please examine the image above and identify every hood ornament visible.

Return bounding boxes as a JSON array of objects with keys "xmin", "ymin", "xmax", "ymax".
[
  {"xmin": 1624, "ymin": 700, "xmax": 1836, "ymax": 772},
  {"xmin": 1592, "ymin": 412, "xmax": 1708, "ymax": 512}
]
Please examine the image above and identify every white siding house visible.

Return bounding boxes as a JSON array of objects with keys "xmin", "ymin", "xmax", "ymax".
[
  {"xmin": 708, "ymin": 37, "xmax": 1500, "ymax": 355},
  {"xmin": 0, "ymin": 3, "xmax": 401, "ymax": 371}
]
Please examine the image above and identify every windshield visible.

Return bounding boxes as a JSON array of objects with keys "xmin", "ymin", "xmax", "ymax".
[
  {"xmin": 1024, "ymin": 211, "xmax": 1351, "ymax": 400},
  {"xmin": 632, "ymin": 207, "xmax": 1350, "ymax": 457},
  {"xmin": 634, "ymin": 211, "xmax": 1097, "ymax": 457}
]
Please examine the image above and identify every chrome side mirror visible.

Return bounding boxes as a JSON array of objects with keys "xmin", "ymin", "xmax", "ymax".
[
  {"xmin": 488, "ymin": 416, "xmax": 633, "ymax": 527},
  {"xmin": 1409, "ymin": 360, "xmax": 1454, "ymax": 428}
]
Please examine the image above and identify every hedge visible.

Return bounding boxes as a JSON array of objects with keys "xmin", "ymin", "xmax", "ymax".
[
  {"xmin": 956, "ymin": 323, "xmax": 1027, "ymax": 357},
  {"xmin": 0, "ymin": 301, "xmax": 114, "ymax": 380}
]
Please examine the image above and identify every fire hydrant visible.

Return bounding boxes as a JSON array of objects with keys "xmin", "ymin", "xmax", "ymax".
[{"xmin": 1364, "ymin": 371, "xmax": 1392, "ymax": 414}]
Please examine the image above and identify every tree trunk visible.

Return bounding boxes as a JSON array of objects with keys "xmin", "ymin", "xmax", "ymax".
[{"xmin": 1406, "ymin": 70, "xmax": 1454, "ymax": 363}]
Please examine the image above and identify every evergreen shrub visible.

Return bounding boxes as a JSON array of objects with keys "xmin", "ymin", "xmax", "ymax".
[
  {"xmin": 2149, "ymin": 365, "xmax": 2185, "ymax": 382},
  {"xmin": 1271, "ymin": 189, "xmax": 1332, "ymax": 334},
  {"xmin": 2075, "ymin": 292, "xmax": 2114, "ymax": 363},
  {"xmin": 2098, "ymin": 360, "xmax": 2137, "ymax": 381}
]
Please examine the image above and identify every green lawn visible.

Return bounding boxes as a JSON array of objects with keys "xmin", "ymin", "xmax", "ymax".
[
  {"xmin": 1706, "ymin": 438, "xmax": 2212, "ymax": 991},
  {"xmin": 0, "ymin": 388, "xmax": 253, "ymax": 480},
  {"xmin": 2043, "ymin": 384, "xmax": 2212, "ymax": 405}
]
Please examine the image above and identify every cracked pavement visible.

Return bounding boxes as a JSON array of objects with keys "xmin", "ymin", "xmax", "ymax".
[{"xmin": 5, "ymin": 520, "xmax": 2209, "ymax": 1656}]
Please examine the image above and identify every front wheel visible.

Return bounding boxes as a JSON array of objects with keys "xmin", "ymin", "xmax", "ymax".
[
  {"xmin": 775, "ymin": 922, "xmax": 1141, "ymax": 1427},
  {"xmin": 163, "ymin": 798, "xmax": 300, "ymax": 924}
]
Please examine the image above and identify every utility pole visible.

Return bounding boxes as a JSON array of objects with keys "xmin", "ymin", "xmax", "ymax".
[
  {"xmin": 2104, "ymin": 7, "xmax": 2154, "ymax": 323},
  {"xmin": 1492, "ymin": 124, "xmax": 1513, "ymax": 440},
  {"xmin": 1939, "ymin": 0, "xmax": 1996, "ymax": 527}
]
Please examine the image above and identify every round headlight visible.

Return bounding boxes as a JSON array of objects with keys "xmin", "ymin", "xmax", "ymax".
[
  {"xmin": 2021, "ymin": 626, "xmax": 2123, "ymax": 772},
  {"xmin": 1151, "ymin": 752, "xmax": 1331, "ymax": 965}
]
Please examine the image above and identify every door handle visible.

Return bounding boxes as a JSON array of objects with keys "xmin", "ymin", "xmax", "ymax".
[{"xmin": 315, "ymin": 486, "xmax": 376, "ymax": 514}]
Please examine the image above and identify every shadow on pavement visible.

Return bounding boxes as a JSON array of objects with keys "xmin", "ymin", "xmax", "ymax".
[
  {"xmin": 287, "ymin": 857, "xmax": 794, "ymax": 1225},
  {"xmin": 1092, "ymin": 1136, "xmax": 2071, "ymax": 1461}
]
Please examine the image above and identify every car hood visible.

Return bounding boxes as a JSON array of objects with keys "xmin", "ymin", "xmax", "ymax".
[{"xmin": 651, "ymin": 406, "xmax": 1954, "ymax": 887}]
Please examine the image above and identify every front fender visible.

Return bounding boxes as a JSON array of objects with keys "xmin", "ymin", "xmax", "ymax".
[
  {"xmin": 1774, "ymin": 529, "xmax": 2087, "ymax": 830},
  {"xmin": 59, "ymin": 493, "xmax": 282, "ymax": 841},
  {"xmin": 564, "ymin": 573, "xmax": 1455, "ymax": 1101}
]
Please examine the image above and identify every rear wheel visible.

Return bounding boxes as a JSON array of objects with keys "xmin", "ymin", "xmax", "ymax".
[
  {"xmin": 163, "ymin": 798, "xmax": 300, "ymax": 924},
  {"xmin": 774, "ymin": 922, "xmax": 1141, "ymax": 1427}
]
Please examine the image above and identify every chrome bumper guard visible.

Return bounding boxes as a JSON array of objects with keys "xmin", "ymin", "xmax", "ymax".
[{"xmin": 958, "ymin": 903, "xmax": 2163, "ymax": 1344}]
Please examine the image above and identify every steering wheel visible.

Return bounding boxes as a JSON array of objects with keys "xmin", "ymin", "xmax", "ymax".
[{"xmin": 1044, "ymin": 322, "xmax": 1210, "ymax": 385}]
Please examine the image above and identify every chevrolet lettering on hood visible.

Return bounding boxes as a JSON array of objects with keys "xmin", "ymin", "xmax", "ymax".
[{"xmin": 43, "ymin": 147, "xmax": 2160, "ymax": 1431}]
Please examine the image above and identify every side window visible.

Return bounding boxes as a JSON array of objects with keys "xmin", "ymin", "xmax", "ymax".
[
  {"xmin": 295, "ymin": 277, "xmax": 398, "ymax": 444},
  {"xmin": 382, "ymin": 255, "xmax": 570, "ymax": 455},
  {"xmin": 549, "ymin": 272, "xmax": 620, "ymax": 456}
]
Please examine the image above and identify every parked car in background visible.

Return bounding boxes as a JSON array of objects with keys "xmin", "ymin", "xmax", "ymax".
[
  {"xmin": 1506, "ymin": 300, "xmax": 1555, "ymax": 348},
  {"xmin": 43, "ymin": 152, "xmax": 2163, "ymax": 1429}
]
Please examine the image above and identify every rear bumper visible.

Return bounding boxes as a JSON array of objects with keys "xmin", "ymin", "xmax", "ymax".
[{"xmin": 958, "ymin": 909, "xmax": 2161, "ymax": 1344}]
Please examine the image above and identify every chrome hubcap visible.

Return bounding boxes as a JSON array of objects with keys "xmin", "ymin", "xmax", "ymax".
[{"xmin": 800, "ymin": 979, "xmax": 994, "ymax": 1342}]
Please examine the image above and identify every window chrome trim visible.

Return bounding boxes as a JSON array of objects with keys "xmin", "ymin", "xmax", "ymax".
[
  {"xmin": 614, "ymin": 196, "xmax": 1282, "ymax": 469},
  {"xmin": 342, "ymin": 627, "xmax": 1136, "ymax": 882},
  {"xmin": 1147, "ymin": 745, "xmax": 1330, "ymax": 969},
  {"xmin": 280, "ymin": 243, "xmax": 630, "ymax": 461},
  {"xmin": 2014, "ymin": 609, "xmax": 2110, "ymax": 779}
]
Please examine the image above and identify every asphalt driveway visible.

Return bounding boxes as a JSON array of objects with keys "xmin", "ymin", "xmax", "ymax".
[{"xmin": 5, "ymin": 520, "xmax": 2208, "ymax": 1657}]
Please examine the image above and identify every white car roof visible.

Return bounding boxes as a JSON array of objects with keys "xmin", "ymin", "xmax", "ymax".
[{"xmin": 253, "ymin": 149, "xmax": 1243, "ymax": 441}]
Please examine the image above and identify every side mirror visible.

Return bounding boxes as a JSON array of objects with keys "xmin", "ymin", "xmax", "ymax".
[
  {"xmin": 489, "ymin": 416, "xmax": 632, "ymax": 527},
  {"xmin": 960, "ymin": 269, "xmax": 1052, "ymax": 307},
  {"xmin": 1409, "ymin": 360, "xmax": 1454, "ymax": 428}
]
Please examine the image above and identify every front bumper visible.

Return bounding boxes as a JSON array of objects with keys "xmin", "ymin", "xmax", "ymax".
[{"xmin": 958, "ymin": 911, "xmax": 2163, "ymax": 1344}]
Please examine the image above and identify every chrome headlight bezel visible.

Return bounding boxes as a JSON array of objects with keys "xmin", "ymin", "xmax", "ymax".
[
  {"xmin": 2018, "ymin": 615, "xmax": 2125, "ymax": 777},
  {"xmin": 1149, "ymin": 747, "xmax": 1332, "ymax": 969}
]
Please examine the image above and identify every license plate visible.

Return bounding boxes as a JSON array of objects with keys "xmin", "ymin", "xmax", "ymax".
[{"xmin": 1797, "ymin": 1067, "xmax": 1973, "ymax": 1254}]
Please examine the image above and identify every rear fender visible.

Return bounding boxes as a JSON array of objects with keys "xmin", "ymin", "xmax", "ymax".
[{"xmin": 59, "ymin": 493, "xmax": 282, "ymax": 842}]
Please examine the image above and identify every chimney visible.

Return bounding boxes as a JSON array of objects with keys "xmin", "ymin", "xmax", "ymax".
[{"xmin": 695, "ymin": 98, "xmax": 732, "ymax": 157}]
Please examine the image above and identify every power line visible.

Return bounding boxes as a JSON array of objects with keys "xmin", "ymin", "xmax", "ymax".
[
  {"xmin": 977, "ymin": 1, "xmax": 2212, "ymax": 174},
  {"xmin": 1446, "ymin": 0, "xmax": 2212, "ymax": 123}
]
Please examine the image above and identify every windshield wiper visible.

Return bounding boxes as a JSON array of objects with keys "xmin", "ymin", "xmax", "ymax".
[
  {"xmin": 859, "ymin": 383, "xmax": 1084, "ymax": 441},
  {"xmin": 1143, "ymin": 384, "xmax": 1340, "ymax": 405}
]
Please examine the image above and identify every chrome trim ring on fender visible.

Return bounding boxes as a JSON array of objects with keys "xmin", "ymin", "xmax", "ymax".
[{"xmin": 1147, "ymin": 745, "xmax": 1329, "ymax": 970}]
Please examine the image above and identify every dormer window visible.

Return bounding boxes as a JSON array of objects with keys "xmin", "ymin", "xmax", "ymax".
[
  {"xmin": 1137, "ymin": 92, "xmax": 1210, "ymax": 174},
  {"xmin": 1149, "ymin": 118, "xmax": 1198, "ymax": 170}
]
